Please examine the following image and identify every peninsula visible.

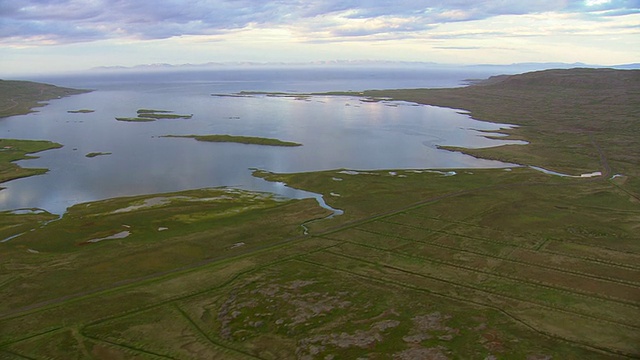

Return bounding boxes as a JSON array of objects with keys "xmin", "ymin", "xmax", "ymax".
[
  {"xmin": 0, "ymin": 80, "xmax": 88, "ymax": 185},
  {"xmin": 0, "ymin": 79, "xmax": 90, "ymax": 118}
]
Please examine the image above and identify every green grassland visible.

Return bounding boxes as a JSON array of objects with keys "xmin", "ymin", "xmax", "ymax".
[
  {"xmin": 1, "ymin": 168, "xmax": 637, "ymax": 359},
  {"xmin": 0, "ymin": 139, "xmax": 62, "ymax": 185},
  {"xmin": 116, "ymin": 109, "xmax": 193, "ymax": 122},
  {"xmin": 338, "ymin": 68, "xmax": 640, "ymax": 179},
  {"xmin": 163, "ymin": 134, "xmax": 302, "ymax": 147},
  {"xmin": 0, "ymin": 69, "xmax": 638, "ymax": 359},
  {"xmin": 85, "ymin": 152, "xmax": 112, "ymax": 158},
  {"xmin": 254, "ymin": 167, "xmax": 640, "ymax": 357},
  {"xmin": 0, "ymin": 79, "xmax": 90, "ymax": 118}
]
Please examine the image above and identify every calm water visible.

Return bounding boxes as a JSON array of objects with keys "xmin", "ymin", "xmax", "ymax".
[{"xmin": 0, "ymin": 68, "xmax": 523, "ymax": 214}]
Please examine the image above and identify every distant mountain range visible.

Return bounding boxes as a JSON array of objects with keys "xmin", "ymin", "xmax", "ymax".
[{"xmin": 91, "ymin": 61, "xmax": 640, "ymax": 73}]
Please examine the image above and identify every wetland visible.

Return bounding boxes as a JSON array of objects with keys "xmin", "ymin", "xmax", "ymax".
[
  {"xmin": 0, "ymin": 68, "xmax": 638, "ymax": 359},
  {"xmin": 0, "ymin": 70, "xmax": 523, "ymax": 214}
]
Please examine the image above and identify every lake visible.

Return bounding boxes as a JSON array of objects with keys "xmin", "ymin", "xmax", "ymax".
[{"xmin": 0, "ymin": 67, "xmax": 524, "ymax": 214}]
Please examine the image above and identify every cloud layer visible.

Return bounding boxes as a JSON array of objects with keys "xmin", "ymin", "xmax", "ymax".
[{"xmin": 2, "ymin": 0, "xmax": 639, "ymax": 45}]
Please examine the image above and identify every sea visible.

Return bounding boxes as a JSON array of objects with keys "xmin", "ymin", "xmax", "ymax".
[{"xmin": 0, "ymin": 67, "xmax": 526, "ymax": 214}]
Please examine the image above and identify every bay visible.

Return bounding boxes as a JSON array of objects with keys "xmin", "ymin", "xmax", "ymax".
[{"xmin": 0, "ymin": 68, "xmax": 524, "ymax": 214}]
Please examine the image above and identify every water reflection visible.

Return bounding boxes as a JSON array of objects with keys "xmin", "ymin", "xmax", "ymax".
[{"xmin": 0, "ymin": 84, "xmax": 522, "ymax": 214}]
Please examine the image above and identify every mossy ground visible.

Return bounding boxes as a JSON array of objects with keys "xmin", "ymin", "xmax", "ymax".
[{"xmin": 1, "ymin": 168, "xmax": 637, "ymax": 359}]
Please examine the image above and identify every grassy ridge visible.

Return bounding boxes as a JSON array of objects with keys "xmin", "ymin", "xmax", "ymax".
[
  {"xmin": 0, "ymin": 79, "xmax": 90, "ymax": 118},
  {"xmin": 163, "ymin": 134, "xmax": 302, "ymax": 147},
  {"xmin": 351, "ymin": 69, "xmax": 640, "ymax": 178}
]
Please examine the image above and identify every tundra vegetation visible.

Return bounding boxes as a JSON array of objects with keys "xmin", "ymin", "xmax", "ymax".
[
  {"xmin": 163, "ymin": 134, "xmax": 302, "ymax": 147},
  {"xmin": 0, "ymin": 139, "xmax": 62, "ymax": 185},
  {"xmin": 0, "ymin": 79, "xmax": 89, "ymax": 118},
  {"xmin": 116, "ymin": 109, "xmax": 193, "ymax": 122},
  {"xmin": 0, "ymin": 69, "xmax": 638, "ymax": 359},
  {"xmin": 85, "ymin": 152, "xmax": 112, "ymax": 158}
]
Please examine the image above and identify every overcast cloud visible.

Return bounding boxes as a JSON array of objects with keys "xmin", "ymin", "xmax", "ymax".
[
  {"xmin": 0, "ymin": 0, "xmax": 638, "ymax": 74},
  {"xmin": 2, "ymin": 0, "xmax": 639, "ymax": 44}
]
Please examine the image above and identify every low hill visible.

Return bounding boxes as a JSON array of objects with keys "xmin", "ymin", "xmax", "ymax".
[
  {"xmin": 0, "ymin": 79, "xmax": 90, "ymax": 118},
  {"xmin": 476, "ymin": 67, "xmax": 638, "ymax": 89},
  {"xmin": 360, "ymin": 68, "xmax": 640, "ymax": 180}
]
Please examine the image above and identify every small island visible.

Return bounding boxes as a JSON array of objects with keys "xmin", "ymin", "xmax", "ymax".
[
  {"xmin": 116, "ymin": 109, "xmax": 192, "ymax": 122},
  {"xmin": 115, "ymin": 116, "xmax": 156, "ymax": 122},
  {"xmin": 162, "ymin": 134, "xmax": 302, "ymax": 147},
  {"xmin": 85, "ymin": 152, "xmax": 112, "ymax": 158},
  {"xmin": 67, "ymin": 109, "xmax": 95, "ymax": 113}
]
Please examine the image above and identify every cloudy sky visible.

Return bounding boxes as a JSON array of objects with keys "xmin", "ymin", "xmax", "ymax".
[{"xmin": 1, "ymin": 0, "xmax": 639, "ymax": 75}]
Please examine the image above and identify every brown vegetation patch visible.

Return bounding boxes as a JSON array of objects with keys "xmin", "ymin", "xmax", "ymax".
[
  {"xmin": 403, "ymin": 312, "xmax": 459, "ymax": 344},
  {"xmin": 217, "ymin": 279, "xmax": 353, "ymax": 341},
  {"xmin": 393, "ymin": 346, "xmax": 450, "ymax": 360},
  {"xmin": 297, "ymin": 319, "xmax": 401, "ymax": 359}
]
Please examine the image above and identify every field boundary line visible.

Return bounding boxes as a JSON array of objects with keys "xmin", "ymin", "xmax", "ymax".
[
  {"xmin": 80, "ymin": 335, "xmax": 177, "ymax": 359},
  {"xmin": 380, "ymin": 216, "xmax": 640, "ymax": 271},
  {"xmin": 80, "ymin": 241, "xmax": 341, "ymax": 329},
  {"xmin": 174, "ymin": 303, "xmax": 262, "ymax": 360},
  {"xmin": 327, "ymin": 236, "xmax": 640, "ymax": 323},
  {"xmin": 0, "ymin": 233, "xmax": 335, "ymax": 320},
  {"xmin": 356, "ymin": 223, "xmax": 640, "ymax": 289},
  {"xmin": 0, "ymin": 349, "xmax": 36, "ymax": 360},
  {"xmin": 0, "ymin": 326, "xmax": 63, "ymax": 348},
  {"xmin": 320, "ymin": 248, "xmax": 640, "ymax": 330},
  {"xmin": 295, "ymin": 257, "xmax": 637, "ymax": 359}
]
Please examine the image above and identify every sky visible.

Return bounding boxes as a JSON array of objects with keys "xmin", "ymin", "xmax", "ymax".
[{"xmin": 1, "ymin": 0, "xmax": 639, "ymax": 75}]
